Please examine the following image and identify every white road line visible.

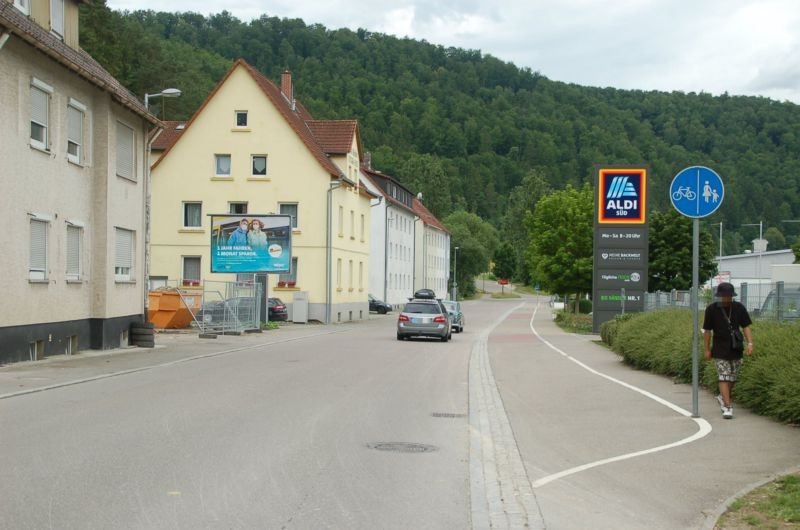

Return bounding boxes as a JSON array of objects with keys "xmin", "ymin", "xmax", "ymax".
[{"xmin": 528, "ymin": 302, "xmax": 712, "ymax": 488}]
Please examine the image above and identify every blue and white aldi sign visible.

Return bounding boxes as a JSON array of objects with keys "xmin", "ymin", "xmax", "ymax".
[
  {"xmin": 210, "ymin": 214, "xmax": 292, "ymax": 273},
  {"xmin": 597, "ymin": 168, "xmax": 647, "ymax": 224}
]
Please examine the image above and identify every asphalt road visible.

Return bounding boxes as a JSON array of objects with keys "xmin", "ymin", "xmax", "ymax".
[{"xmin": 2, "ymin": 293, "xmax": 799, "ymax": 529}]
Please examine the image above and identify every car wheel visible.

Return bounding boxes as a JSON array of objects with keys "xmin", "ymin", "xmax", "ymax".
[
  {"xmin": 440, "ymin": 335, "xmax": 448, "ymax": 342},
  {"xmin": 379, "ymin": 307, "xmax": 387, "ymax": 315},
  {"xmin": 397, "ymin": 333, "xmax": 404, "ymax": 341}
]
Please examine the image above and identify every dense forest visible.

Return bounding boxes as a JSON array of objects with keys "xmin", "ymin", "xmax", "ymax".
[{"xmin": 80, "ymin": 1, "xmax": 800, "ymax": 255}]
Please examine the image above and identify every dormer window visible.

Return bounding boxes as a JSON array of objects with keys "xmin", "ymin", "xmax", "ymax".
[
  {"xmin": 13, "ymin": 0, "xmax": 30, "ymax": 15},
  {"xmin": 235, "ymin": 111, "xmax": 248, "ymax": 127}
]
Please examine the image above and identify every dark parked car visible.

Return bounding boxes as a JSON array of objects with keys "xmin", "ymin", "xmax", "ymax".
[
  {"xmin": 268, "ymin": 297, "xmax": 288, "ymax": 321},
  {"xmin": 755, "ymin": 288, "xmax": 800, "ymax": 321},
  {"xmin": 369, "ymin": 294, "xmax": 392, "ymax": 314},
  {"xmin": 196, "ymin": 296, "xmax": 259, "ymax": 326},
  {"xmin": 397, "ymin": 297, "xmax": 451, "ymax": 342},
  {"xmin": 442, "ymin": 300, "xmax": 464, "ymax": 333}
]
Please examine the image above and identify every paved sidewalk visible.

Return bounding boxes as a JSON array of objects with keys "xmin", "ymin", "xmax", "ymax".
[
  {"xmin": 0, "ymin": 323, "xmax": 356, "ymax": 399},
  {"xmin": 489, "ymin": 296, "xmax": 800, "ymax": 529}
]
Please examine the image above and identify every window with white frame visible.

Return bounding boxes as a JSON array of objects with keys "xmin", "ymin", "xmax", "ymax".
[
  {"xmin": 66, "ymin": 224, "xmax": 82, "ymax": 280},
  {"xmin": 279, "ymin": 203, "xmax": 298, "ymax": 228},
  {"xmin": 13, "ymin": 0, "xmax": 30, "ymax": 15},
  {"xmin": 350, "ymin": 210, "xmax": 354, "ymax": 238},
  {"xmin": 183, "ymin": 202, "xmax": 202, "ymax": 228},
  {"xmin": 359, "ymin": 261, "xmax": 363, "ymax": 288},
  {"xmin": 229, "ymin": 202, "xmax": 247, "ymax": 214},
  {"xmin": 182, "ymin": 256, "xmax": 201, "ymax": 282},
  {"xmin": 235, "ymin": 110, "xmax": 248, "ymax": 127},
  {"xmin": 360, "ymin": 214, "xmax": 365, "ymax": 241},
  {"xmin": 29, "ymin": 218, "xmax": 48, "ymax": 280},
  {"xmin": 50, "ymin": 0, "xmax": 64, "ymax": 37},
  {"xmin": 116, "ymin": 121, "xmax": 135, "ymax": 179},
  {"xmin": 215, "ymin": 154, "xmax": 231, "ymax": 176},
  {"xmin": 30, "ymin": 81, "xmax": 51, "ymax": 150},
  {"xmin": 114, "ymin": 228, "xmax": 134, "ymax": 281},
  {"xmin": 338, "ymin": 206, "xmax": 343, "ymax": 236},
  {"xmin": 279, "ymin": 257, "xmax": 298, "ymax": 284},
  {"xmin": 67, "ymin": 99, "xmax": 85, "ymax": 164},
  {"xmin": 337, "ymin": 258, "xmax": 342, "ymax": 288},
  {"xmin": 348, "ymin": 260, "xmax": 353, "ymax": 289},
  {"xmin": 251, "ymin": 155, "xmax": 267, "ymax": 176}
]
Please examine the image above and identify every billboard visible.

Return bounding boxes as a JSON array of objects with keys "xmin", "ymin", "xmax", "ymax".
[{"xmin": 210, "ymin": 214, "xmax": 292, "ymax": 274}]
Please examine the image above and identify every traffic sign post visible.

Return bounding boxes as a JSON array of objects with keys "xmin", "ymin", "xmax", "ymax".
[{"xmin": 670, "ymin": 166, "xmax": 725, "ymax": 418}]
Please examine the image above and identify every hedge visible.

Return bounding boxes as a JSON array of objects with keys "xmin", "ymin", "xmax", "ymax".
[{"xmin": 601, "ymin": 309, "xmax": 800, "ymax": 424}]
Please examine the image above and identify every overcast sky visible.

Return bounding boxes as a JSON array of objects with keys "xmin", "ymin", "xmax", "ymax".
[{"xmin": 108, "ymin": 0, "xmax": 800, "ymax": 103}]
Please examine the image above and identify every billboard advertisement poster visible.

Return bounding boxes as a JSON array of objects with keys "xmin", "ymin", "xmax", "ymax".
[
  {"xmin": 210, "ymin": 214, "xmax": 292, "ymax": 273},
  {"xmin": 597, "ymin": 168, "xmax": 647, "ymax": 224}
]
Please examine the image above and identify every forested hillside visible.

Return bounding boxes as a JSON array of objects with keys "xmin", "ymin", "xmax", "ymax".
[{"xmin": 80, "ymin": 1, "xmax": 800, "ymax": 253}]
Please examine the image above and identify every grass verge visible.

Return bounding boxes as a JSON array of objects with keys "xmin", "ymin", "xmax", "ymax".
[
  {"xmin": 716, "ymin": 472, "xmax": 800, "ymax": 529},
  {"xmin": 490, "ymin": 292, "xmax": 521, "ymax": 299}
]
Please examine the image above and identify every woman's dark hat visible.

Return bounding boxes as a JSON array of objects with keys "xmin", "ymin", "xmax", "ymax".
[{"xmin": 715, "ymin": 282, "xmax": 737, "ymax": 297}]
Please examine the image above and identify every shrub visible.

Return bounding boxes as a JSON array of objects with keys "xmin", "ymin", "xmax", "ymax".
[
  {"xmin": 554, "ymin": 310, "xmax": 593, "ymax": 334},
  {"xmin": 602, "ymin": 311, "xmax": 800, "ymax": 424},
  {"xmin": 578, "ymin": 299, "xmax": 592, "ymax": 314}
]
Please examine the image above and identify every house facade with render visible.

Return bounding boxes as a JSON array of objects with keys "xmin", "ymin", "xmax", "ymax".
[
  {"xmin": 361, "ymin": 165, "xmax": 417, "ymax": 308},
  {"xmin": 149, "ymin": 60, "xmax": 374, "ymax": 323},
  {"xmin": 0, "ymin": 0, "xmax": 160, "ymax": 363},
  {"xmin": 413, "ymin": 198, "xmax": 451, "ymax": 299}
]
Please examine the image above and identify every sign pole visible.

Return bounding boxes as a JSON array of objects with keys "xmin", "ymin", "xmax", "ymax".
[{"xmin": 691, "ymin": 218, "xmax": 700, "ymax": 417}]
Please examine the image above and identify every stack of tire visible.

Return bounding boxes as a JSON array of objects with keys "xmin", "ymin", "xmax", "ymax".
[{"xmin": 130, "ymin": 321, "xmax": 155, "ymax": 348}]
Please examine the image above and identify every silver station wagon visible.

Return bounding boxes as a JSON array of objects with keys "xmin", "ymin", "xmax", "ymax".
[{"xmin": 397, "ymin": 298, "xmax": 451, "ymax": 342}]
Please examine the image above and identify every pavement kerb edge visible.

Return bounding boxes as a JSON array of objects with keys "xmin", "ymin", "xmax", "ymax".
[
  {"xmin": 698, "ymin": 464, "xmax": 800, "ymax": 530},
  {"xmin": 0, "ymin": 329, "xmax": 347, "ymax": 400}
]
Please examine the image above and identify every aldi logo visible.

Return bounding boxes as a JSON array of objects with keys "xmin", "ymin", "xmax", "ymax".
[{"xmin": 598, "ymin": 169, "xmax": 647, "ymax": 224}]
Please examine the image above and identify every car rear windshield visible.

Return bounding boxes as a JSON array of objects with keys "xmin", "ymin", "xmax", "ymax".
[
  {"xmin": 403, "ymin": 302, "xmax": 441, "ymax": 314},
  {"xmin": 442, "ymin": 302, "xmax": 456, "ymax": 311}
]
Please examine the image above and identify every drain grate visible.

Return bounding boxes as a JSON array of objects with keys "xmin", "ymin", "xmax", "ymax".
[
  {"xmin": 366, "ymin": 442, "xmax": 438, "ymax": 453},
  {"xmin": 431, "ymin": 412, "xmax": 466, "ymax": 418}
]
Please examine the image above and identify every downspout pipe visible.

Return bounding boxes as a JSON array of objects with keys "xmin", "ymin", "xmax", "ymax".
[
  {"xmin": 326, "ymin": 179, "xmax": 343, "ymax": 324},
  {"xmin": 0, "ymin": 31, "xmax": 11, "ymax": 51}
]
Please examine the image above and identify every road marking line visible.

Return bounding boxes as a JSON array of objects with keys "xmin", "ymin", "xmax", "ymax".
[
  {"xmin": 0, "ymin": 330, "xmax": 347, "ymax": 400},
  {"xmin": 528, "ymin": 301, "xmax": 712, "ymax": 488}
]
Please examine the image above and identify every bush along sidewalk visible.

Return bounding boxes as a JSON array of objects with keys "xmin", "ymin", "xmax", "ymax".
[{"xmin": 601, "ymin": 309, "xmax": 800, "ymax": 424}]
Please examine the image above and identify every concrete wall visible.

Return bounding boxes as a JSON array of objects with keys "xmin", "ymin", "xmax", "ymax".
[{"xmin": 0, "ymin": 35, "xmax": 149, "ymax": 362}]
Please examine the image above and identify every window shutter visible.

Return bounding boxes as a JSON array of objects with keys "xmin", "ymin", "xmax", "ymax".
[
  {"xmin": 30, "ymin": 220, "xmax": 47, "ymax": 272},
  {"xmin": 67, "ymin": 106, "xmax": 82, "ymax": 147},
  {"xmin": 67, "ymin": 225, "xmax": 81, "ymax": 277},
  {"xmin": 116, "ymin": 122, "xmax": 134, "ymax": 179},
  {"xmin": 115, "ymin": 229, "xmax": 133, "ymax": 270},
  {"xmin": 31, "ymin": 87, "xmax": 48, "ymax": 126},
  {"xmin": 183, "ymin": 257, "xmax": 200, "ymax": 281}
]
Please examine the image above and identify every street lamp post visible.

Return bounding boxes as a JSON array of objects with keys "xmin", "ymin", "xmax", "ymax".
[
  {"xmin": 452, "ymin": 246, "xmax": 459, "ymax": 300},
  {"xmin": 144, "ymin": 88, "xmax": 182, "ymax": 115},
  {"xmin": 743, "ymin": 221, "xmax": 764, "ymax": 302},
  {"xmin": 143, "ymin": 88, "xmax": 180, "ymax": 320}
]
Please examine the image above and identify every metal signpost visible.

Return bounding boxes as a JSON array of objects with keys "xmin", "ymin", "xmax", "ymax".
[
  {"xmin": 669, "ymin": 166, "xmax": 724, "ymax": 418},
  {"xmin": 593, "ymin": 167, "xmax": 649, "ymax": 333}
]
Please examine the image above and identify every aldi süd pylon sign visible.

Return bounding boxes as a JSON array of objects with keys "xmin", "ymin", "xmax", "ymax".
[{"xmin": 593, "ymin": 167, "xmax": 649, "ymax": 333}]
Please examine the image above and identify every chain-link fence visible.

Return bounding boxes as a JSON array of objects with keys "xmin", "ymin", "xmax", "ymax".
[
  {"xmin": 196, "ymin": 280, "xmax": 262, "ymax": 334},
  {"xmin": 642, "ymin": 281, "xmax": 800, "ymax": 323}
]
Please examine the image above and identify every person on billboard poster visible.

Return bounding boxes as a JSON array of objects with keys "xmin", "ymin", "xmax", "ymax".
[
  {"xmin": 247, "ymin": 219, "xmax": 268, "ymax": 251},
  {"xmin": 227, "ymin": 218, "xmax": 250, "ymax": 246}
]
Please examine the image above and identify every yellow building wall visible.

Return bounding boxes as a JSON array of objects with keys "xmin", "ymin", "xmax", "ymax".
[{"xmin": 150, "ymin": 64, "xmax": 371, "ymax": 318}]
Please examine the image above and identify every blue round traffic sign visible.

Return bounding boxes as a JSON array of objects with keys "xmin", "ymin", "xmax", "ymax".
[{"xmin": 670, "ymin": 166, "xmax": 724, "ymax": 218}]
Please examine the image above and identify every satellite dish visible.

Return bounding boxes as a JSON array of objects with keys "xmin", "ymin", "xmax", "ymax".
[{"xmin": 416, "ymin": 192, "xmax": 423, "ymax": 200}]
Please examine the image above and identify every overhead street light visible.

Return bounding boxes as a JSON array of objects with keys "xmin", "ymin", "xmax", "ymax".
[
  {"xmin": 452, "ymin": 246, "xmax": 460, "ymax": 300},
  {"xmin": 144, "ymin": 88, "xmax": 182, "ymax": 111}
]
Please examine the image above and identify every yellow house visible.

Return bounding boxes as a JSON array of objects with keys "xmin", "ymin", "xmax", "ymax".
[{"xmin": 150, "ymin": 60, "xmax": 374, "ymax": 323}]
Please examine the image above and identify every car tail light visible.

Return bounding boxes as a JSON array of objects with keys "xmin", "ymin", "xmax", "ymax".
[
  {"xmin": 398, "ymin": 314, "xmax": 410, "ymax": 322},
  {"xmin": 275, "ymin": 305, "xmax": 285, "ymax": 310},
  {"xmin": 434, "ymin": 315, "xmax": 446, "ymax": 323}
]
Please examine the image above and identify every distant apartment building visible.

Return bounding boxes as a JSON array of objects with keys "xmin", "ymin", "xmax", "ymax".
[
  {"xmin": 0, "ymin": 0, "xmax": 160, "ymax": 363},
  {"xmin": 361, "ymin": 164, "xmax": 417, "ymax": 307},
  {"xmin": 413, "ymin": 198, "xmax": 451, "ymax": 298},
  {"xmin": 149, "ymin": 60, "xmax": 375, "ymax": 322}
]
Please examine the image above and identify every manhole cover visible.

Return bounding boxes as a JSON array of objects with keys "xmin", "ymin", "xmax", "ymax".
[
  {"xmin": 366, "ymin": 442, "xmax": 438, "ymax": 453},
  {"xmin": 431, "ymin": 412, "xmax": 466, "ymax": 418}
]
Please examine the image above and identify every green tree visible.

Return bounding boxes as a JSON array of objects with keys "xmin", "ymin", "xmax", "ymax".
[
  {"xmin": 792, "ymin": 240, "xmax": 800, "ymax": 263},
  {"xmin": 526, "ymin": 184, "xmax": 593, "ymax": 310},
  {"xmin": 396, "ymin": 154, "xmax": 452, "ymax": 220},
  {"xmin": 502, "ymin": 169, "xmax": 550, "ymax": 282},
  {"xmin": 649, "ymin": 210, "xmax": 717, "ymax": 291},
  {"xmin": 764, "ymin": 226, "xmax": 786, "ymax": 250},
  {"xmin": 443, "ymin": 211, "xmax": 499, "ymax": 298},
  {"xmin": 492, "ymin": 242, "xmax": 517, "ymax": 293}
]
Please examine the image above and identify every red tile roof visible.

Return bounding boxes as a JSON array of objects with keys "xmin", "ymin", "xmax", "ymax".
[
  {"xmin": 152, "ymin": 59, "xmax": 348, "ymax": 179},
  {"xmin": 151, "ymin": 121, "xmax": 186, "ymax": 151},
  {"xmin": 306, "ymin": 120, "xmax": 359, "ymax": 155},
  {"xmin": 413, "ymin": 198, "xmax": 449, "ymax": 234},
  {"xmin": 0, "ymin": 2, "xmax": 159, "ymax": 126}
]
